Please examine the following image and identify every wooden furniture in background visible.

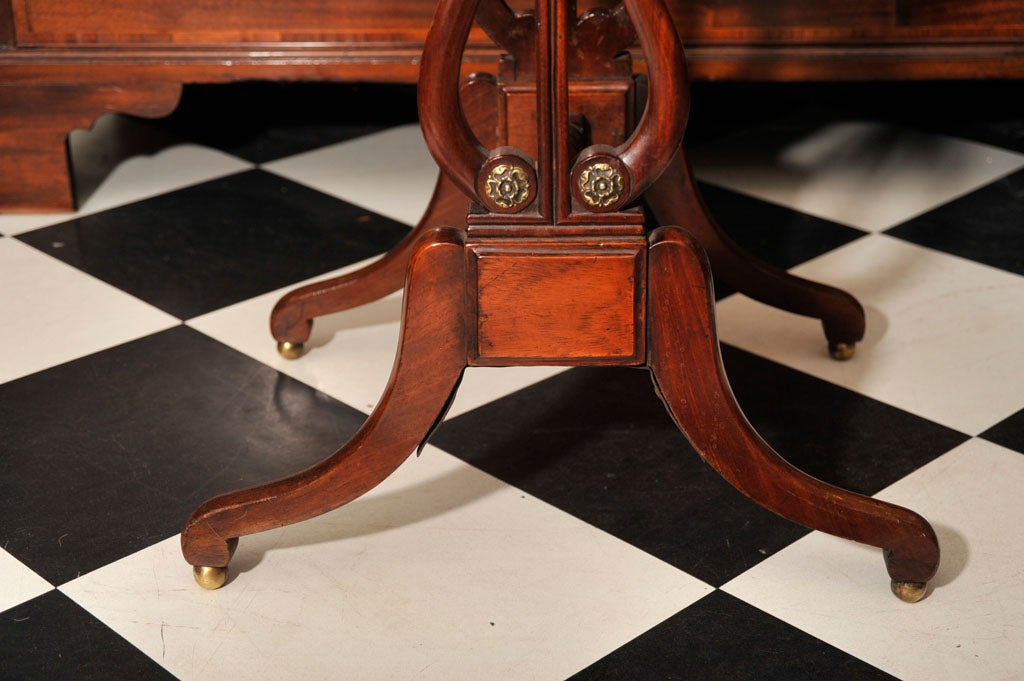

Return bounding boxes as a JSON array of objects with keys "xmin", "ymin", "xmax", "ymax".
[
  {"xmin": 182, "ymin": 0, "xmax": 939, "ymax": 602},
  {"xmin": 2, "ymin": 0, "xmax": 1023, "ymax": 211}
]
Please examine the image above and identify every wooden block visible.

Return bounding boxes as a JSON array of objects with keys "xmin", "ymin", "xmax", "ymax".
[{"xmin": 469, "ymin": 239, "xmax": 645, "ymax": 366}]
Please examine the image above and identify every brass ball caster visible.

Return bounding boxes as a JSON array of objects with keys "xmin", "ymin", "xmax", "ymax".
[
  {"xmin": 277, "ymin": 341, "xmax": 304, "ymax": 360},
  {"xmin": 829, "ymin": 342, "xmax": 856, "ymax": 361},
  {"xmin": 891, "ymin": 580, "xmax": 928, "ymax": 603},
  {"xmin": 193, "ymin": 565, "xmax": 228, "ymax": 590}
]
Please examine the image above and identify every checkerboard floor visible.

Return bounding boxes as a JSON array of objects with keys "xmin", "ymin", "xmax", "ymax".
[{"xmin": 2, "ymin": 81, "xmax": 1024, "ymax": 680}]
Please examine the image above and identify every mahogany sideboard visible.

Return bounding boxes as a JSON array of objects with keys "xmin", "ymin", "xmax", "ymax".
[{"xmin": 2, "ymin": 0, "xmax": 1023, "ymax": 211}]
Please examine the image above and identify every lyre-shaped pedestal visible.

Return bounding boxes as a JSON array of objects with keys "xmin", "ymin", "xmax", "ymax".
[{"xmin": 183, "ymin": 0, "xmax": 938, "ymax": 602}]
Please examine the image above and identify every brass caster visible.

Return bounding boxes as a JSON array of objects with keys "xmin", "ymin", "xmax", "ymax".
[
  {"xmin": 891, "ymin": 580, "xmax": 928, "ymax": 603},
  {"xmin": 193, "ymin": 565, "xmax": 228, "ymax": 590},
  {"xmin": 277, "ymin": 341, "xmax": 304, "ymax": 360},
  {"xmin": 829, "ymin": 342, "xmax": 856, "ymax": 361}
]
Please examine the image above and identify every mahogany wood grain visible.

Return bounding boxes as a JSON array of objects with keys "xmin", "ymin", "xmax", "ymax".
[
  {"xmin": 898, "ymin": 0, "xmax": 1024, "ymax": 26},
  {"xmin": 417, "ymin": 0, "xmax": 493, "ymax": 205},
  {"xmin": 10, "ymin": 0, "xmax": 1022, "ymax": 46},
  {"xmin": 582, "ymin": 0, "xmax": 688, "ymax": 209},
  {"xmin": 646, "ymin": 226, "xmax": 939, "ymax": 585},
  {"xmin": 0, "ymin": 1, "xmax": 12, "ymax": 46},
  {"xmin": 0, "ymin": 82, "xmax": 182, "ymax": 212},
  {"xmin": 182, "ymin": 227, "xmax": 469, "ymax": 569},
  {"xmin": 3, "ymin": 0, "xmax": 1023, "ymax": 211},
  {"xmin": 469, "ymin": 238, "xmax": 646, "ymax": 365}
]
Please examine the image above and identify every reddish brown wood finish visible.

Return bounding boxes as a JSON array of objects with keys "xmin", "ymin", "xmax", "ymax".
[
  {"xmin": 8, "ymin": 0, "xmax": 1023, "ymax": 48},
  {"xmin": 269, "ymin": 72, "xmax": 499, "ymax": 348},
  {"xmin": 3, "ymin": 0, "xmax": 1023, "ymax": 211},
  {"xmin": 469, "ymin": 237, "xmax": 646, "ymax": 365},
  {"xmin": 183, "ymin": 227, "xmax": 469, "ymax": 569},
  {"xmin": 184, "ymin": 0, "xmax": 939, "ymax": 599},
  {"xmin": 0, "ymin": 82, "xmax": 182, "ymax": 212},
  {"xmin": 647, "ymin": 226, "xmax": 938, "ymax": 585},
  {"xmin": 269, "ymin": 174, "xmax": 467, "ymax": 348}
]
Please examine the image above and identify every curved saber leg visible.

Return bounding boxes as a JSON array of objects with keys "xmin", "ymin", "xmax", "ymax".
[
  {"xmin": 183, "ymin": 227, "xmax": 469, "ymax": 587},
  {"xmin": 270, "ymin": 174, "xmax": 469, "ymax": 358},
  {"xmin": 269, "ymin": 73, "xmax": 498, "ymax": 359},
  {"xmin": 646, "ymin": 226, "xmax": 938, "ymax": 601},
  {"xmin": 646, "ymin": 148, "xmax": 865, "ymax": 360}
]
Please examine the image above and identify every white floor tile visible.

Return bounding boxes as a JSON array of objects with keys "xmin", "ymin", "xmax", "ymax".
[
  {"xmin": 188, "ymin": 261, "xmax": 568, "ymax": 417},
  {"xmin": 0, "ymin": 239, "xmax": 179, "ymax": 384},
  {"xmin": 715, "ymin": 234, "xmax": 1024, "ymax": 435},
  {"xmin": 723, "ymin": 438, "xmax": 1024, "ymax": 681},
  {"xmin": 691, "ymin": 121, "xmax": 1024, "ymax": 232},
  {"xmin": 262, "ymin": 125, "xmax": 440, "ymax": 227},
  {"xmin": 0, "ymin": 549, "xmax": 53, "ymax": 613},
  {"xmin": 0, "ymin": 115, "xmax": 252, "ymax": 235},
  {"xmin": 62, "ymin": 446, "xmax": 710, "ymax": 681}
]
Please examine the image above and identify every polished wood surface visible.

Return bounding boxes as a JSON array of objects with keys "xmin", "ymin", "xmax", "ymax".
[
  {"xmin": 185, "ymin": 0, "xmax": 939, "ymax": 599},
  {"xmin": 0, "ymin": 83, "xmax": 183, "ymax": 211},
  {"xmin": 646, "ymin": 226, "xmax": 939, "ymax": 587},
  {"xmin": 2, "ymin": 0, "xmax": 1022, "ymax": 211},
  {"xmin": 7, "ymin": 0, "xmax": 1023, "ymax": 52},
  {"xmin": 470, "ymin": 238, "xmax": 646, "ymax": 365},
  {"xmin": 183, "ymin": 227, "xmax": 469, "ymax": 570}
]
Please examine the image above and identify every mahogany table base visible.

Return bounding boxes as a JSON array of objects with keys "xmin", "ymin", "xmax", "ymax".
[
  {"xmin": 184, "ymin": 224, "xmax": 937, "ymax": 600},
  {"xmin": 269, "ymin": 81, "xmax": 864, "ymax": 362},
  {"xmin": 182, "ymin": 0, "xmax": 937, "ymax": 602}
]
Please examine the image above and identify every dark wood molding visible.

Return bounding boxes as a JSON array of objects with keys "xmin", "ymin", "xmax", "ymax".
[
  {"xmin": 0, "ymin": 1, "xmax": 15, "ymax": 48},
  {"xmin": 2, "ymin": 42, "xmax": 1024, "ymax": 88}
]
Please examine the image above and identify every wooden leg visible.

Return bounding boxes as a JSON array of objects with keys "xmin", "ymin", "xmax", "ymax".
[
  {"xmin": 646, "ymin": 147, "xmax": 865, "ymax": 360},
  {"xmin": 268, "ymin": 73, "xmax": 498, "ymax": 359},
  {"xmin": 646, "ymin": 226, "xmax": 939, "ymax": 601},
  {"xmin": 269, "ymin": 172, "xmax": 469, "ymax": 357},
  {"xmin": 0, "ymin": 83, "xmax": 182, "ymax": 212},
  {"xmin": 182, "ymin": 227, "xmax": 469, "ymax": 587}
]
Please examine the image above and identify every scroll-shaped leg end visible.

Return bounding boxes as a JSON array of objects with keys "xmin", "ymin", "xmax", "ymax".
[
  {"xmin": 647, "ymin": 225, "xmax": 939, "ymax": 601},
  {"xmin": 182, "ymin": 226, "xmax": 469, "ymax": 587},
  {"xmin": 182, "ymin": 519, "xmax": 238, "ymax": 589},
  {"xmin": 883, "ymin": 526, "xmax": 940, "ymax": 602},
  {"xmin": 647, "ymin": 149, "xmax": 866, "ymax": 360}
]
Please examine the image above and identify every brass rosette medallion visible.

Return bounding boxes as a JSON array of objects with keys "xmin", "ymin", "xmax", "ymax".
[
  {"xmin": 484, "ymin": 163, "xmax": 533, "ymax": 209},
  {"xmin": 578, "ymin": 162, "xmax": 625, "ymax": 208}
]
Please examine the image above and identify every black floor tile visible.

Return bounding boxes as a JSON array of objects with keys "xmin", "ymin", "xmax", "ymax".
[
  {"xmin": 720, "ymin": 345, "xmax": 969, "ymax": 495},
  {"xmin": 151, "ymin": 82, "xmax": 420, "ymax": 163},
  {"xmin": 0, "ymin": 590, "xmax": 179, "ymax": 681},
  {"xmin": 568, "ymin": 590, "xmax": 897, "ymax": 681},
  {"xmin": 0, "ymin": 326, "xmax": 367, "ymax": 586},
  {"xmin": 885, "ymin": 168, "xmax": 1024, "ymax": 276},
  {"xmin": 18, "ymin": 170, "xmax": 410, "ymax": 319},
  {"xmin": 980, "ymin": 409, "xmax": 1024, "ymax": 454},
  {"xmin": 687, "ymin": 81, "xmax": 1024, "ymax": 154},
  {"xmin": 431, "ymin": 348, "xmax": 966, "ymax": 585},
  {"xmin": 694, "ymin": 182, "xmax": 867, "ymax": 298},
  {"xmin": 436, "ymin": 366, "xmax": 798, "ymax": 585}
]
